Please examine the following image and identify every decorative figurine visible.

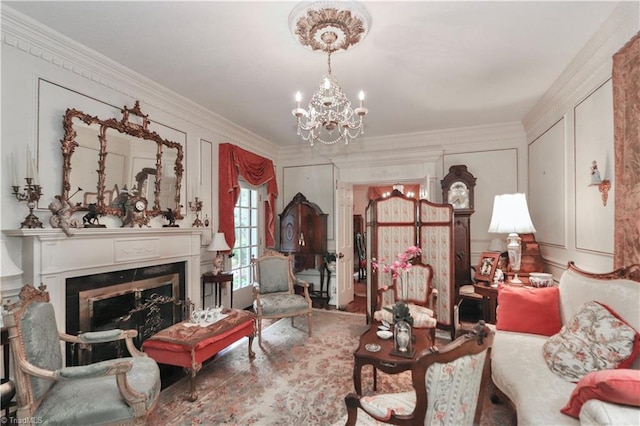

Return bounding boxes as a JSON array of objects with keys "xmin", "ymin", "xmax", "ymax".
[
  {"xmin": 83, "ymin": 203, "xmax": 105, "ymax": 228},
  {"xmin": 162, "ymin": 208, "xmax": 179, "ymax": 227},
  {"xmin": 48, "ymin": 195, "xmax": 82, "ymax": 236},
  {"xmin": 590, "ymin": 160, "xmax": 602, "ymax": 185}
]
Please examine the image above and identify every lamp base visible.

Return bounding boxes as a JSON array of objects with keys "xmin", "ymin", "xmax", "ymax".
[{"xmin": 509, "ymin": 273, "xmax": 524, "ymax": 286}]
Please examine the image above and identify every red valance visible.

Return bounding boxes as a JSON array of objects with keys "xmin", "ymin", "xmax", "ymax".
[{"xmin": 219, "ymin": 143, "xmax": 278, "ymax": 248}]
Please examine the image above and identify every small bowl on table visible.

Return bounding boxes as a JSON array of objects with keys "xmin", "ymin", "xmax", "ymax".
[
  {"xmin": 376, "ymin": 330, "xmax": 393, "ymax": 340},
  {"xmin": 529, "ymin": 272, "xmax": 553, "ymax": 288}
]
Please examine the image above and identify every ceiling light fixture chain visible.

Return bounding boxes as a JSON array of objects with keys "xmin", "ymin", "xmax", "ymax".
[{"xmin": 289, "ymin": 1, "xmax": 370, "ymax": 147}]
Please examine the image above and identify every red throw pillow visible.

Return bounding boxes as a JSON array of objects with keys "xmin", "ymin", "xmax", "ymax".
[
  {"xmin": 496, "ymin": 285, "xmax": 561, "ymax": 336},
  {"xmin": 561, "ymin": 369, "xmax": 640, "ymax": 418}
]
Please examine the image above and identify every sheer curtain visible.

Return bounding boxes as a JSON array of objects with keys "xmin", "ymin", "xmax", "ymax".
[{"xmin": 218, "ymin": 143, "xmax": 278, "ymax": 248}]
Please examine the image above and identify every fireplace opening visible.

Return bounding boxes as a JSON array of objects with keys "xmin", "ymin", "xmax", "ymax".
[{"xmin": 66, "ymin": 262, "xmax": 186, "ymax": 366}]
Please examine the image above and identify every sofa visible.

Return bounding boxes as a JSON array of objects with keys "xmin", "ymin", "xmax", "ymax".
[{"xmin": 490, "ymin": 262, "xmax": 640, "ymax": 425}]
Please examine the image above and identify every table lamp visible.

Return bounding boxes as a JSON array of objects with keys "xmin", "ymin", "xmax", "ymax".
[
  {"xmin": 207, "ymin": 232, "xmax": 231, "ymax": 275},
  {"xmin": 487, "ymin": 194, "xmax": 536, "ymax": 285}
]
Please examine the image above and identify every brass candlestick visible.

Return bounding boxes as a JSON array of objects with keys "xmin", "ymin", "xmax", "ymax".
[
  {"xmin": 12, "ymin": 178, "xmax": 43, "ymax": 228},
  {"xmin": 189, "ymin": 197, "xmax": 204, "ymax": 228}
]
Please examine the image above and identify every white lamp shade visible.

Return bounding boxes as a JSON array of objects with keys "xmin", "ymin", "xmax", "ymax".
[
  {"xmin": 488, "ymin": 193, "xmax": 537, "ymax": 234},
  {"xmin": 207, "ymin": 232, "xmax": 231, "ymax": 252},
  {"xmin": 1, "ymin": 240, "xmax": 23, "ymax": 277}
]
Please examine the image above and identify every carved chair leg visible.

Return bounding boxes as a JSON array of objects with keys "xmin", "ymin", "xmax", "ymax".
[
  {"xmin": 257, "ymin": 318, "xmax": 263, "ymax": 347},
  {"xmin": 345, "ymin": 393, "xmax": 360, "ymax": 426}
]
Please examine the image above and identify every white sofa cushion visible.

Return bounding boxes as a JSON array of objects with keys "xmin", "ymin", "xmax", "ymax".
[
  {"xmin": 579, "ymin": 400, "xmax": 640, "ymax": 425},
  {"xmin": 492, "ymin": 330, "xmax": 578, "ymax": 425}
]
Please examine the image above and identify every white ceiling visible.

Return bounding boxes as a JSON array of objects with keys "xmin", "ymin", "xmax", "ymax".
[{"xmin": 6, "ymin": 1, "xmax": 620, "ymax": 147}]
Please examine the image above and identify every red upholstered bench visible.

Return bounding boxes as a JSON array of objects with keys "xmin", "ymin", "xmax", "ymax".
[{"xmin": 143, "ymin": 308, "xmax": 255, "ymax": 401}]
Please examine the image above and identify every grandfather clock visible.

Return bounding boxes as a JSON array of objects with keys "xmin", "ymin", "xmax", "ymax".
[{"xmin": 441, "ymin": 165, "xmax": 476, "ymax": 288}]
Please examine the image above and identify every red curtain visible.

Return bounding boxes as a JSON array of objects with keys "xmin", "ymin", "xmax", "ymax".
[{"xmin": 219, "ymin": 143, "xmax": 278, "ymax": 248}]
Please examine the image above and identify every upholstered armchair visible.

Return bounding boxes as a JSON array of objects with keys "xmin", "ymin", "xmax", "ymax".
[
  {"xmin": 373, "ymin": 263, "xmax": 438, "ymax": 339},
  {"xmin": 3, "ymin": 284, "xmax": 160, "ymax": 425},
  {"xmin": 251, "ymin": 249, "xmax": 313, "ymax": 346},
  {"xmin": 344, "ymin": 321, "xmax": 494, "ymax": 426}
]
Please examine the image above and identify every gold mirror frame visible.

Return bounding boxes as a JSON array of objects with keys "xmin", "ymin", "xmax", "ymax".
[{"xmin": 60, "ymin": 101, "xmax": 184, "ymax": 220}]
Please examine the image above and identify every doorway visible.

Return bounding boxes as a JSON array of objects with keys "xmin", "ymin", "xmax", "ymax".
[{"xmin": 344, "ymin": 183, "xmax": 422, "ymax": 315}]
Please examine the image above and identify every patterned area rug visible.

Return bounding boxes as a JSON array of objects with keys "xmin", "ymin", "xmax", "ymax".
[{"xmin": 149, "ymin": 310, "xmax": 515, "ymax": 425}]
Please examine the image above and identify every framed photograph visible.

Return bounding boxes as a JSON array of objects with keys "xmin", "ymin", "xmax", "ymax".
[{"xmin": 475, "ymin": 252, "xmax": 500, "ymax": 283}]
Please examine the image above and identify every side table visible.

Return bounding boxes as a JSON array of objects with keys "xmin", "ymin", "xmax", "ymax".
[
  {"xmin": 353, "ymin": 325, "xmax": 434, "ymax": 395},
  {"xmin": 202, "ymin": 272, "xmax": 233, "ymax": 309},
  {"xmin": 472, "ymin": 284, "xmax": 498, "ymax": 325}
]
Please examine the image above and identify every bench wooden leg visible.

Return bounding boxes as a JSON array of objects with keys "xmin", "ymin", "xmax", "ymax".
[
  {"xmin": 186, "ymin": 365, "xmax": 201, "ymax": 402},
  {"xmin": 248, "ymin": 334, "xmax": 255, "ymax": 359}
]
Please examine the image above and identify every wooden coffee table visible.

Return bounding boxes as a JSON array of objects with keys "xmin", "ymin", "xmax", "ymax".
[
  {"xmin": 143, "ymin": 309, "xmax": 255, "ymax": 401},
  {"xmin": 353, "ymin": 324, "xmax": 434, "ymax": 395}
]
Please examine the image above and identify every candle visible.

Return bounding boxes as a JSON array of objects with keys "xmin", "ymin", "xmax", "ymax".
[
  {"xmin": 359, "ymin": 91, "xmax": 365, "ymax": 108},
  {"xmin": 11, "ymin": 153, "xmax": 18, "ymax": 187},
  {"xmin": 295, "ymin": 91, "xmax": 301, "ymax": 109},
  {"xmin": 31, "ymin": 151, "xmax": 40, "ymax": 185},
  {"xmin": 26, "ymin": 146, "xmax": 33, "ymax": 179}
]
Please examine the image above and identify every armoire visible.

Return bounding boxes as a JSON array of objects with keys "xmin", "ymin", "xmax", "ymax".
[
  {"xmin": 279, "ymin": 192, "xmax": 329, "ymax": 296},
  {"xmin": 366, "ymin": 190, "xmax": 455, "ymax": 334}
]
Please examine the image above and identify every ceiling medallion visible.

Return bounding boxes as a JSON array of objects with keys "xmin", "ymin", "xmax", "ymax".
[
  {"xmin": 288, "ymin": 1, "xmax": 371, "ymax": 53},
  {"xmin": 289, "ymin": 1, "xmax": 372, "ymax": 147}
]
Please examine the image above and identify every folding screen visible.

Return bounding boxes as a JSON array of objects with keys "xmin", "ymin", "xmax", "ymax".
[
  {"xmin": 368, "ymin": 190, "xmax": 454, "ymax": 332},
  {"xmin": 418, "ymin": 199, "xmax": 455, "ymax": 330}
]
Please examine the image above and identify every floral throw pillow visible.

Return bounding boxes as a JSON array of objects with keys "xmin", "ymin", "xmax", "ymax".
[{"xmin": 542, "ymin": 301, "xmax": 640, "ymax": 383}]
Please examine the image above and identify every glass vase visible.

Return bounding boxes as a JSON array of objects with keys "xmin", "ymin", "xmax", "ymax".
[{"xmin": 394, "ymin": 320, "xmax": 411, "ymax": 353}]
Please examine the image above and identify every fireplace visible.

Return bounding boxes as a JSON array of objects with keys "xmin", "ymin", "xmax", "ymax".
[{"xmin": 66, "ymin": 262, "xmax": 186, "ymax": 366}]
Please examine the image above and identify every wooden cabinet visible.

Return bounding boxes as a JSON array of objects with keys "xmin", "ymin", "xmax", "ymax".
[{"xmin": 279, "ymin": 192, "xmax": 328, "ymax": 271}]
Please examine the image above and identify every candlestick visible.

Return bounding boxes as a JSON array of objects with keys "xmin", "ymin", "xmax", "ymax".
[
  {"xmin": 11, "ymin": 177, "xmax": 43, "ymax": 229},
  {"xmin": 188, "ymin": 197, "xmax": 204, "ymax": 228}
]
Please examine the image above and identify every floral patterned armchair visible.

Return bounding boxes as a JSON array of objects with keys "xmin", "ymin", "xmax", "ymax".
[
  {"xmin": 344, "ymin": 321, "xmax": 494, "ymax": 426},
  {"xmin": 3, "ymin": 285, "xmax": 160, "ymax": 425},
  {"xmin": 373, "ymin": 262, "xmax": 438, "ymax": 338},
  {"xmin": 251, "ymin": 250, "xmax": 313, "ymax": 346}
]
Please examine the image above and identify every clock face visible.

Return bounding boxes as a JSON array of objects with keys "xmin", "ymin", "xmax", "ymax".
[
  {"xmin": 135, "ymin": 200, "xmax": 147, "ymax": 212},
  {"xmin": 448, "ymin": 181, "xmax": 470, "ymax": 209}
]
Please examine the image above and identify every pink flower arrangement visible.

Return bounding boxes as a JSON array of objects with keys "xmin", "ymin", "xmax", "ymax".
[{"xmin": 372, "ymin": 245, "xmax": 422, "ymax": 279}]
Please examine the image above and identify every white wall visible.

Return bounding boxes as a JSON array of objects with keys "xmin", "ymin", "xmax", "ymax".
[
  {"xmin": 2, "ymin": 2, "xmax": 637, "ymax": 290},
  {"xmin": 1, "ymin": 7, "xmax": 280, "ymax": 290},
  {"xmin": 522, "ymin": 1, "xmax": 639, "ymax": 275}
]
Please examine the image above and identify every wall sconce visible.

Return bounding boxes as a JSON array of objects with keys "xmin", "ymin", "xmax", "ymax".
[{"xmin": 589, "ymin": 160, "xmax": 610, "ymax": 206}]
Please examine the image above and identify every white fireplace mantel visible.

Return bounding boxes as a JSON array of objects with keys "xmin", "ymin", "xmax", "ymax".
[{"xmin": 2, "ymin": 227, "xmax": 205, "ymax": 329}]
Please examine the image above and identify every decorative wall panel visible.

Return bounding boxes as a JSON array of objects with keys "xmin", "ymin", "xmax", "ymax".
[
  {"xmin": 529, "ymin": 119, "xmax": 566, "ymax": 247},
  {"xmin": 575, "ymin": 80, "xmax": 614, "ymax": 253}
]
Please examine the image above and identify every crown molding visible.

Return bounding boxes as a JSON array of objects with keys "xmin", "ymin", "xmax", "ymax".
[
  {"xmin": 278, "ymin": 121, "xmax": 524, "ymax": 166},
  {"xmin": 522, "ymin": 1, "xmax": 639, "ymax": 142},
  {"xmin": 1, "ymin": 6, "xmax": 278, "ymax": 159}
]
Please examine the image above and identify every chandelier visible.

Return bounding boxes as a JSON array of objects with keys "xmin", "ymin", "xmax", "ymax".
[{"xmin": 289, "ymin": 1, "xmax": 371, "ymax": 146}]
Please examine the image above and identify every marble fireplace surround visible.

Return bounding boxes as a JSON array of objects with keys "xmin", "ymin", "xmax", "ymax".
[{"xmin": 3, "ymin": 228, "xmax": 204, "ymax": 362}]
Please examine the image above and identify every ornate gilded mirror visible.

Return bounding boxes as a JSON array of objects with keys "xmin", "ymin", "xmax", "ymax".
[{"xmin": 61, "ymin": 101, "xmax": 184, "ymax": 221}]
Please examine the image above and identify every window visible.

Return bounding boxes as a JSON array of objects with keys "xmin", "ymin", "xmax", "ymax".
[{"xmin": 230, "ymin": 183, "xmax": 260, "ymax": 291}]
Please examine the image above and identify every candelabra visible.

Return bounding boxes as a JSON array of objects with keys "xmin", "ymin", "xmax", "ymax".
[
  {"xmin": 12, "ymin": 178, "xmax": 43, "ymax": 229},
  {"xmin": 189, "ymin": 197, "xmax": 204, "ymax": 228}
]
